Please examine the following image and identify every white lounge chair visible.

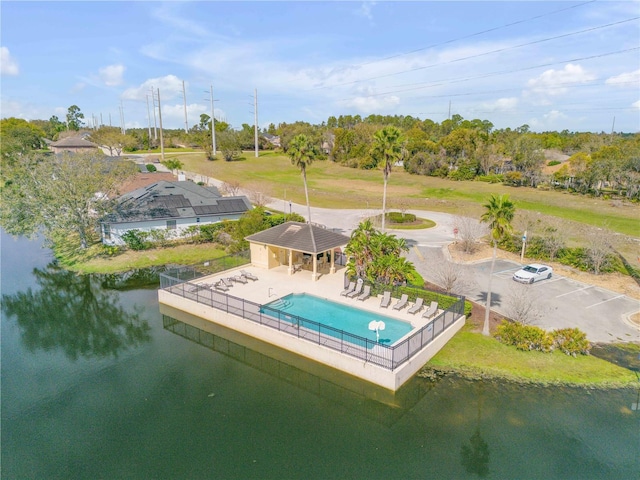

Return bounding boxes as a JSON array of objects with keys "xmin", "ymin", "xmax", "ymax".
[
  {"xmin": 408, "ymin": 297, "xmax": 424, "ymax": 315},
  {"xmin": 380, "ymin": 291, "xmax": 391, "ymax": 308},
  {"xmin": 241, "ymin": 270, "xmax": 258, "ymax": 281},
  {"xmin": 340, "ymin": 281, "xmax": 356, "ymax": 296},
  {"xmin": 357, "ymin": 285, "xmax": 371, "ymax": 301},
  {"xmin": 221, "ymin": 278, "xmax": 234, "ymax": 288},
  {"xmin": 213, "ymin": 281, "xmax": 229, "ymax": 292},
  {"xmin": 422, "ymin": 301, "xmax": 438, "ymax": 319},
  {"xmin": 230, "ymin": 275, "xmax": 248, "ymax": 284},
  {"xmin": 347, "ymin": 279, "xmax": 364, "ymax": 298},
  {"xmin": 392, "ymin": 294, "xmax": 409, "ymax": 310}
]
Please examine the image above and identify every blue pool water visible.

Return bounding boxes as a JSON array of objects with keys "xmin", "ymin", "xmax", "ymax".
[{"xmin": 263, "ymin": 293, "xmax": 413, "ymax": 345}]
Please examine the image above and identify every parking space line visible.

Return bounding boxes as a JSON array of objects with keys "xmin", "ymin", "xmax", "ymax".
[
  {"xmin": 585, "ymin": 294, "xmax": 625, "ymax": 309},
  {"xmin": 555, "ymin": 285, "xmax": 593, "ymax": 298}
]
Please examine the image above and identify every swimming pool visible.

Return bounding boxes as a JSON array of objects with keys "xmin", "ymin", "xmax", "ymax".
[{"xmin": 262, "ymin": 293, "xmax": 413, "ymax": 345}]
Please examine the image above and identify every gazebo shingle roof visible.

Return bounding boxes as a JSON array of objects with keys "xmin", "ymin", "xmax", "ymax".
[{"xmin": 245, "ymin": 222, "xmax": 350, "ymax": 254}]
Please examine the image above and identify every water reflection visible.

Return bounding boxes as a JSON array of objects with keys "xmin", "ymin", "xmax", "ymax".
[
  {"xmin": 1, "ymin": 261, "xmax": 151, "ymax": 359},
  {"xmin": 460, "ymin": 383, "xmax": 490, "ymax": 477},
  {"xmin": 160, "ymin": 304, "xmax": 435, "ymax": 426}
]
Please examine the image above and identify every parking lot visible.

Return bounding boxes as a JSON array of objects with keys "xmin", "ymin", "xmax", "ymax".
[{"xmin": 442, "ymin": 257, "xmax": 640, "ymax": 343}]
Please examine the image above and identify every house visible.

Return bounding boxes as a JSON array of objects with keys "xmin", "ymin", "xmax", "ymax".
[
  {"xmin": 262, "ymin": 133, "xmax": 281, "ymax": 148},
  {"xmin": 100, "ymin": 180, "xmax": 252, "ymax": 246},
  {"xmin": 49, "ymin": 136, "xmax": 99, "ymax": 154}
]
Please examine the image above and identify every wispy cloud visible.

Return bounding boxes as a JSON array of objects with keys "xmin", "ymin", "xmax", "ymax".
[
  {"xmin": 355, "ymin": 1, "xmax": 377, "ymax": 24},
  {"xmin": 1, "ymin": 47, "xmax": 19, "ymax": 76},
  {"xmin": 99, "ymin": 64, "xmax": 125, "ymax": 86},
  {"xmin": 605, "ymin": 69, "xmax": 640, "ymax": 87}
]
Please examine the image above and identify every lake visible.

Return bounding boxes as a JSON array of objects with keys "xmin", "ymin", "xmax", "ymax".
[{"xmin": 2, "ymin": 230, "xmax": 638, "ymax": 479}]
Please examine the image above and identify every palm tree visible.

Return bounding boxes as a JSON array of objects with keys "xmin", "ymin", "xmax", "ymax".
[
  {"xmin": 287, "ymin": 134, "xmax": 318, "ymax": 223},
  {"xmin": 371, "ymin": 126, "xmax": 404, "ymax": 231},
  {"xmin": 480, "ymin": 194, "xmax": 515, "ymax": 336}
]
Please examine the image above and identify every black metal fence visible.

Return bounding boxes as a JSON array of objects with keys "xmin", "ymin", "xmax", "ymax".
[{"xmin": 159, "ymin": 269, "xmax": 465, "ymax": 371}]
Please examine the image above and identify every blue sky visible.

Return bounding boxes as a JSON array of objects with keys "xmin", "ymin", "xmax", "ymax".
[{"xmin": 1, "ymin": 1, "xmax": 639, "ymax": 133}]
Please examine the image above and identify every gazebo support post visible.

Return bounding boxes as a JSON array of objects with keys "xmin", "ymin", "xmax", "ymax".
[
  {"xmin": 329, "ymin": 249, "xmax": 336, "ymax": 274},
  {"xmin": 288, "ymin": 248, "xmax": 294, "ymax": 275}
]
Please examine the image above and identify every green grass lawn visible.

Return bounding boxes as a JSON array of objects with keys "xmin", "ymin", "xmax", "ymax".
[
  {"xmin": 177, "ymin": 151, "xmax": 639, "ymax": 237},
  {"xmin": 427, "ymin": 325, "xmax": 638, "ymax": 387},
  {"xmin": 70, "ymin": 244, "xmax": 228, "ymax": 274}
]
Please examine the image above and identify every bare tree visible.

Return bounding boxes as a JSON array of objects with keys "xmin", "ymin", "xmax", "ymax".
[
  {"xmin": 248, "ymin": 190, "xmax": 272, "ymax": 208},
  {"xmin": 431, "ymin": 260, "xmax": 477, "ymax": 294},
  {"xmin": 452, "ymin": 216, "xmax": 487, "ymax": 254},
  {"xmin": 504, "ymin": 283, "xmax": 544, "ymax": 325},
  {"xmin": 514, "ymin": 210, "xmax": 542, "ymax": 237},
  {"xmin": 220, "ymin": 180, "xmax": 241, "ymax": 196},
  {"xmin": 585, "ymin": 226, "xmax": 612, "ymax": 275},
  {"xmin": 541, "ymin": 217, "xmax": 568, "ymax": 260}
]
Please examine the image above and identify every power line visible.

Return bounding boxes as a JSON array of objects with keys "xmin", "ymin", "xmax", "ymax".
[
  {"xmin": 313, "ymin": 16, "xmax": 638, "ymax": 90},
  {"xmin": 337, "ymin": 47, "xmax": 639, "ymax": 101},
  {"xmin": 355, "ymin": 0, "xmax": 597, "ymax": 68}
]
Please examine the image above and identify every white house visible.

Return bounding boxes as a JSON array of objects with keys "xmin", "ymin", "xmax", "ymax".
[{"xmin": 101, "ymin": 180, "xmax": 252, "ymax": 246}]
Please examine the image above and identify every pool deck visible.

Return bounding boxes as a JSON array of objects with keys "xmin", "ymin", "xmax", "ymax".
[
  {"xmin": 159, "ymin": 264, "xmax": 465, "ymax": 391},
  {"xmin": 194, "ymin": 265, "xmax": 441, "ymax": 330}
]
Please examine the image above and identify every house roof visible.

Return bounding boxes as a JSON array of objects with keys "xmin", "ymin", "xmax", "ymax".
[
  {"xmin": 50, "ymin": 136, "xmax": 98, "ymax": 148},
  {"xmin": 103, "ymin": 180, "xmax": 252, "ymax": 224},
  {"xmin": 245, "ymin": 221, "xmax": 350, "ymax": 254}
]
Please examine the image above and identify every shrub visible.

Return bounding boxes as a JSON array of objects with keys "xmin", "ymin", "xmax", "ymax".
[
  {"xmin": 476, "ymin": 174, "xmax": 503, "ymax": 183},
  {"xmin": 495, "ymin": 320, "xmax": 590, "ymax": 356},
  {"xmin": 551, "ymin": 328, "xmax": 591, "ymax": 356},
  {"xmin": 121, "ymin": 229, "xmax": 151, "ymax": 251},
  {"xmin": 387, "ymin": 212, "xmax": 416, "ymax": 224},
  {"xmin": 547, "ymin": 160, "xmax": 561, "ymax": 166},
  {"xmin": 145, "ymin": 164, "xmax": 157, "ymax": 172}
]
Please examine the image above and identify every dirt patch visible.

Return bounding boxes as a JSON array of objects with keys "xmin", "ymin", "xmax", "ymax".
[{"xmin": 448, "ymin": 242, "xmax": 640, "ymax": 300}]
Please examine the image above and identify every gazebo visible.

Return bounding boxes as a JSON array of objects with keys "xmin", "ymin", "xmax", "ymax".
[{"xmin": 245, "ymin": 222, "xmax": 350, "ymax": 281}]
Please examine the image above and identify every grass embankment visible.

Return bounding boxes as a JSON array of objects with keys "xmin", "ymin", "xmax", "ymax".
[
  {"xmin": 425, "ymin": 324, "xmax": 639, "ymax": 388},
  {"xmin": 68, "ymin": 244, "xmax": 227, "ymax": 274},
  {"xmin": 178, "ymin": 151, "xmax": 639, "ymax": 238}
]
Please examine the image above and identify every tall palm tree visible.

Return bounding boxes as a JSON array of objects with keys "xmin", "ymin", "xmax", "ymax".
[
  {"xmin": 480, "ymin": 194, "xmax": 515, "ymax": 336},
  {"xmin": 371, "ymin": 126, "xmax": 404, "ymax": 231},
  {"xmin": 287, "ymin": 134, "xmax": 318, "ymax": 223}
]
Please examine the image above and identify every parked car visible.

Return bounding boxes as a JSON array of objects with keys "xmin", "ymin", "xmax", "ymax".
[{"xmin": 513, "ymin": 264, "xmax": 553, "ymax": 284}]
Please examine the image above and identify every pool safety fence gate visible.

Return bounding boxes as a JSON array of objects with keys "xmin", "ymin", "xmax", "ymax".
[{"xmin": 160, "ymin": 271, "xmax": 465, "ymax": 371}]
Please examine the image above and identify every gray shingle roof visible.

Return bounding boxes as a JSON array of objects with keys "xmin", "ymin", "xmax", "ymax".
[
  {"xmin": 245, "ymin": 222, "xmax": 350, "ymax": 254},
  {"xmin": 50, "ymin": 136, "xmax": 98, "ymax": 148},
  {"xmin": 103, "ymin": 180, "xmax": 251, "ymax": 223}
]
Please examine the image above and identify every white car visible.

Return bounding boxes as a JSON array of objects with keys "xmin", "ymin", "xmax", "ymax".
[{"xmin": 513, "ymin": 264, "xmax": 553, "ymax": 284}]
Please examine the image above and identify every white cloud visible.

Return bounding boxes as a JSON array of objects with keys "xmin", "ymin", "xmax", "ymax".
[
  {"xmin": 160, "ymin": 103, "xmax": 208, "ymax": 127},
  {"xmin": 481, "ymin": 97, "xmax": 518, "ymax": 112},
  {"xmin": 150, "ymin": 3, "xmax": 210, "ymax": 37},
  {"xmin": 1, "ymin": 47, "xmax": 19, "ymax": 75},
  {"xmin": 632, "ymin": 100, "xmax": 640, "ymax": 110},
  {"xmin": 122, "ymin": 75, "xmax": 185, "ymax": 101},
  {"xmin": 341, "ymin": 94, "xmax": 400, "ymax": 113},
  {"xmin": 525, "ymin": 63, "xmax": 596, "ymax": 100},
  {"xmin": 99, "ymin": 64, "xmax": 125, "ymax": 86},
  {"xmin": 605, "ymin": 69, "xmax": 640, "ymax": 88},
  {"xmin": 71, "ymin": 82, "xmax": 86, "ymax": 93}
]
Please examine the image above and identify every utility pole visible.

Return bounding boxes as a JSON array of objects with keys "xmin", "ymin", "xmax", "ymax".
[
  {"xmin": 254, "ymin": 88, "xmax": 258, "ymax": 158},
  {"xmin": 209, "ymin": 84, "xmax": 217, "ymax": 156},
  {"xmin": 146, "ymin": 94, "xmax": 153, "ymax": 149},
  {"xmin": 119, "ymin": 100, "xmax": 126, "ymax": 134},
  {"xmin": 150, "ymin": 86, "xmax": 158, "ymax": 140},
  {"xmin": 157, "ymin": 88, "xmax": 165, "ymax": 161},
  {"xmin": 182, "ymin": 80, "xmax": 189, "ymax": 133},
  {"xmin": 109, "ymin": 113, "xmax": 112, "ymax": 127},
  {"xmin": 100, "ymin": 113, "xmax": 103, "ymax": 127}
]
